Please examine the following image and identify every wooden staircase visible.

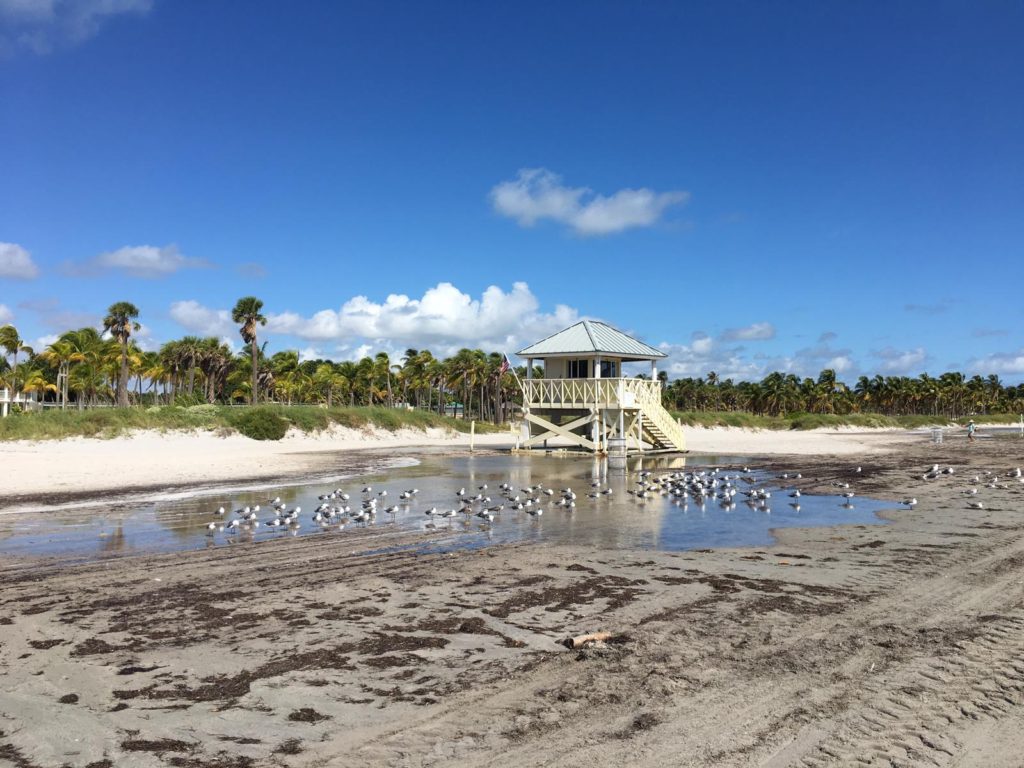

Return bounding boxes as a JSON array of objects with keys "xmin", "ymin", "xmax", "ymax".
[{"xmin": 633, "ymin": 386, "xmax": 686, "ymax": 451}]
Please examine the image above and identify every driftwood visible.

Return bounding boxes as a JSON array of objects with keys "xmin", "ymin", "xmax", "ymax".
[{"xmin": 561, "ymin": 630, "xmax": 612, "ymax": 649}]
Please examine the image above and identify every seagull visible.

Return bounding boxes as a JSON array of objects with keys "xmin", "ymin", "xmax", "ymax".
[
  {"xmin": 968, "ymin": 501, "xmax": 984, "ymax": 510},
  {"xmin": 902, "ymin": 498, "xmax": 918, "ymax": 506}
]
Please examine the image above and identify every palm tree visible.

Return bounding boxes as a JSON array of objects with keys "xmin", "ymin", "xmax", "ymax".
[
  {"xmin": 231, "ymin": 297, "xmax": 266, "ymax": 405},
  {"xmin": 373, "ymin": 352, "xmax": 394, "ymax": 407},
  {"xmin": 39, "ymin": 340, "xmax": 86, "ymax": 409},
  {"xmin": 198, "ymin": 337, "xmax": 233, "ymax": 403},
  {"xmin": 102, "ymin": 302, "xmax": 140, "ymax": 408},
  {"xmin": 177, "ymin": 335, "xmax": 203, "ymax": 396},
  {"xmin": 0, "ymin": 324, "xmax": 32, "ymax": 397},
  {"xmin": 269, "ymin": 350, "xmax": 300, "ymax": 404}
]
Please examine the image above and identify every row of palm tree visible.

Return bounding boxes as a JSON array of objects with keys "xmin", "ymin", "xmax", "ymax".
[
  {"xmin": 3, "ymin": 297, "xmax": 1023, "ymax": 421},
  {"xmin": 0, "ymin": 297, "xmax": 521, "ymax": 420},
  {"xmin": 664, "ymin": 370, "xmax": 1024, "ymax": 419}
]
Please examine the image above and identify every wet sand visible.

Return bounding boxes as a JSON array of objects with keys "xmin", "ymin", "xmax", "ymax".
[{"xmin": 1, "ymin": 432, "xmax": 1023, "ymax": 767}]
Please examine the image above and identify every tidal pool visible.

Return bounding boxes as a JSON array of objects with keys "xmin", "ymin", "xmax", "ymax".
[{"xmin": 0, "ymin": 453, "xmax": 894, "ymax": 562}]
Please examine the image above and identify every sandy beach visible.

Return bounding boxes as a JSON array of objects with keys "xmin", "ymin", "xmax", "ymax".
[
  {"xmin": 1, "ymin": 426, "xmax": 1022, "ymax": 767},
  {"xmin": 0, "ymin": 424, "xmax": 914, "ymax": 504}
]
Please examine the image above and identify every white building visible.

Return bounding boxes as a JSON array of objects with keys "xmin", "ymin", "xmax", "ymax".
[
  {"xmin": 516, "ymin": 320, "xmax": 685, "ymax": 454},
  {"xmin": 0, "ymin": 388, "xmax": 41, "ymax": 418}
]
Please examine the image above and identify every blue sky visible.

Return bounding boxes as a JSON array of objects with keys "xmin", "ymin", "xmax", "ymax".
[{"xmin": 1, "ymin": 1, "xmax": 1022, "ymax": 381}]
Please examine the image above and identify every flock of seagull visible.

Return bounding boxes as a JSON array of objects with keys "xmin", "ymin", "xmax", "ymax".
[
  {"xmin": 199, "ymin": 462, "xmax": 1023, "ymax": 540},
  {"xmin": 201, "ymin": 465, "xmax": 862, "ymax": 539},
  {"xmin": 927, "ymin": 463, "xmax": 1024, "ymax": 510}
]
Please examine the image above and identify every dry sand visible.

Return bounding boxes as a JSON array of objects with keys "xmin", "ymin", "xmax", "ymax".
[{"xmin": 1, "ymin": 428, "xmax": 1023, "ymax": 767}]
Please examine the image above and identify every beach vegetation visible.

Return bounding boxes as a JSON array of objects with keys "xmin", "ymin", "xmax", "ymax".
[
  {"xmin": 228, "ymin": 407, "xmax": 289, "ymax": 440},
  {"xmin": 664, "ymin": 370, "xmax": 1024, "ymax": 421},
  {"xmin": 5, "ymin": 299, "xmax": 1024, "ymax": 440},
  {"xmin": 0, "ymin": 404, "xmax": 499, "ymax": 442}
]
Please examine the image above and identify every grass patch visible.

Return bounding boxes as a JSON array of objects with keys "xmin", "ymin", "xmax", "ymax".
[{"xmin": 0, "ymin": 405, "xmax": 503, "ymax": 442}]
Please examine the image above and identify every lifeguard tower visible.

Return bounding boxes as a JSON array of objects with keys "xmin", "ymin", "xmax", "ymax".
[{"xmin": 516, "ymin": 320, "xmax": 685, "ymax": 454}]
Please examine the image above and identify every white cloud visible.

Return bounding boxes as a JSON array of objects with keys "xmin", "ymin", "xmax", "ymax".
[
  {"xmin": 690, "ymin": 332, "xmax": 713, "ymax": 355},
  {"xmin": 490, "ymin": 168, "xmax": 688, "ymax": 236},
  {"xmin": 658, "ymin": 339, "xmax": 765, "ymax": 382},
  {"xmin": 0, "ymin": 242, "xmax": 39, "ymax": 279},
  {"xmin": 825, "ymin": 355, "xmax": 854, "ymax": 374},
  {"xmin": 169, "ymin": 300, "xmax": 236, "ymax": 338},
  {"xmin": 33, "ymin": 333, "xmax": 59, "ymax": 350},
  {"xmin": 0, "ymin": 0, "xmax": 151, "ymax": 56},
  {"xmin": 266, "ymin": 281, "xmax": 578, "ymax": 354},
  {"xmin": 132, "ymin": 322, "xmax": 157, "ymax": 352},
  {"xmin": 721, "ymin": 322, "xmax": 775, "ymax": 341},
  {"xmin": 68, "ymin": 244, "xmax": 210, "ymax": 278},
  {"xmin": 969, "ymin": 349, "xmax": 1024, "ymax": 376},
  {"xmin": 0, "ymin": 304, "xmax": 12, "ymax": 323},
  {"xmin": 169, "ymin": 282, "xmax": 580, "ymax": 359},
  {"xmin": 874, "ymin": 347, "xmax": 928, "ymax": 375}
]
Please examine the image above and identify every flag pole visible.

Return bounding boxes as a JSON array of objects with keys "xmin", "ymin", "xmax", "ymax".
[{"xmin": 503, "ymin": 353, "xmax": 525, "ymax": 399}]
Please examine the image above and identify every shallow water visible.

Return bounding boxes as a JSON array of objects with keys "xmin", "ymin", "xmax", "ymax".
[{"xmin": 0, "ymin": 453, "xmax": 893, "ymax": 562}]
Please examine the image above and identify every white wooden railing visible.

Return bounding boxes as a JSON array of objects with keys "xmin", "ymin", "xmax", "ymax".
[
  {"xmin": 522, "ymin": 378, "xmax": 663, "ymax": 409},
  {"xmin": 522, "ymin": 377, "xmax": 685, "ymax": 450}
]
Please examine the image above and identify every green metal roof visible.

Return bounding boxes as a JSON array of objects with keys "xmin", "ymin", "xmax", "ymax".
[{"xmin": 517, "ymin": 320, "xmax": 666, "ymax": 360}]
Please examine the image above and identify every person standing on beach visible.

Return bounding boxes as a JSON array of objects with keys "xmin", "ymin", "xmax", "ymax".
[{"xmin": 967, "ymin": 420, "xmax": 977, "ymax": 443}]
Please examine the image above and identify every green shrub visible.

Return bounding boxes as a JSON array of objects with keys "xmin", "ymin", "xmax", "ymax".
[
  {"xmin": 173, "ymin": 392, "xmax": 208, "ymax": 407},
  {"xmin": 229, "ymin": 408, "xmax": 289, "ymax": 441}
]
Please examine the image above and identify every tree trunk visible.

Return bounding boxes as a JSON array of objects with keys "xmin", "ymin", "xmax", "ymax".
[
  {"xmin": 250, "ymin": 339, "xmax": 258, "ymax": 405},
  {"xmin": 118, "ymin": 342, "xmax": 130, "ymax": 407}
]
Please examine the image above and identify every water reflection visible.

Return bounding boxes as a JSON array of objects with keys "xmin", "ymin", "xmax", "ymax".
[{"xmin": 0, "ymin": 453, "xmax": 892, "ymax": 562}]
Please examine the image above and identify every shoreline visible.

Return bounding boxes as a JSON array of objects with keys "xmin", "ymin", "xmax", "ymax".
[{"xmin": 0, "ymin": 424, "xmax": 925, "ymax": 507}]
